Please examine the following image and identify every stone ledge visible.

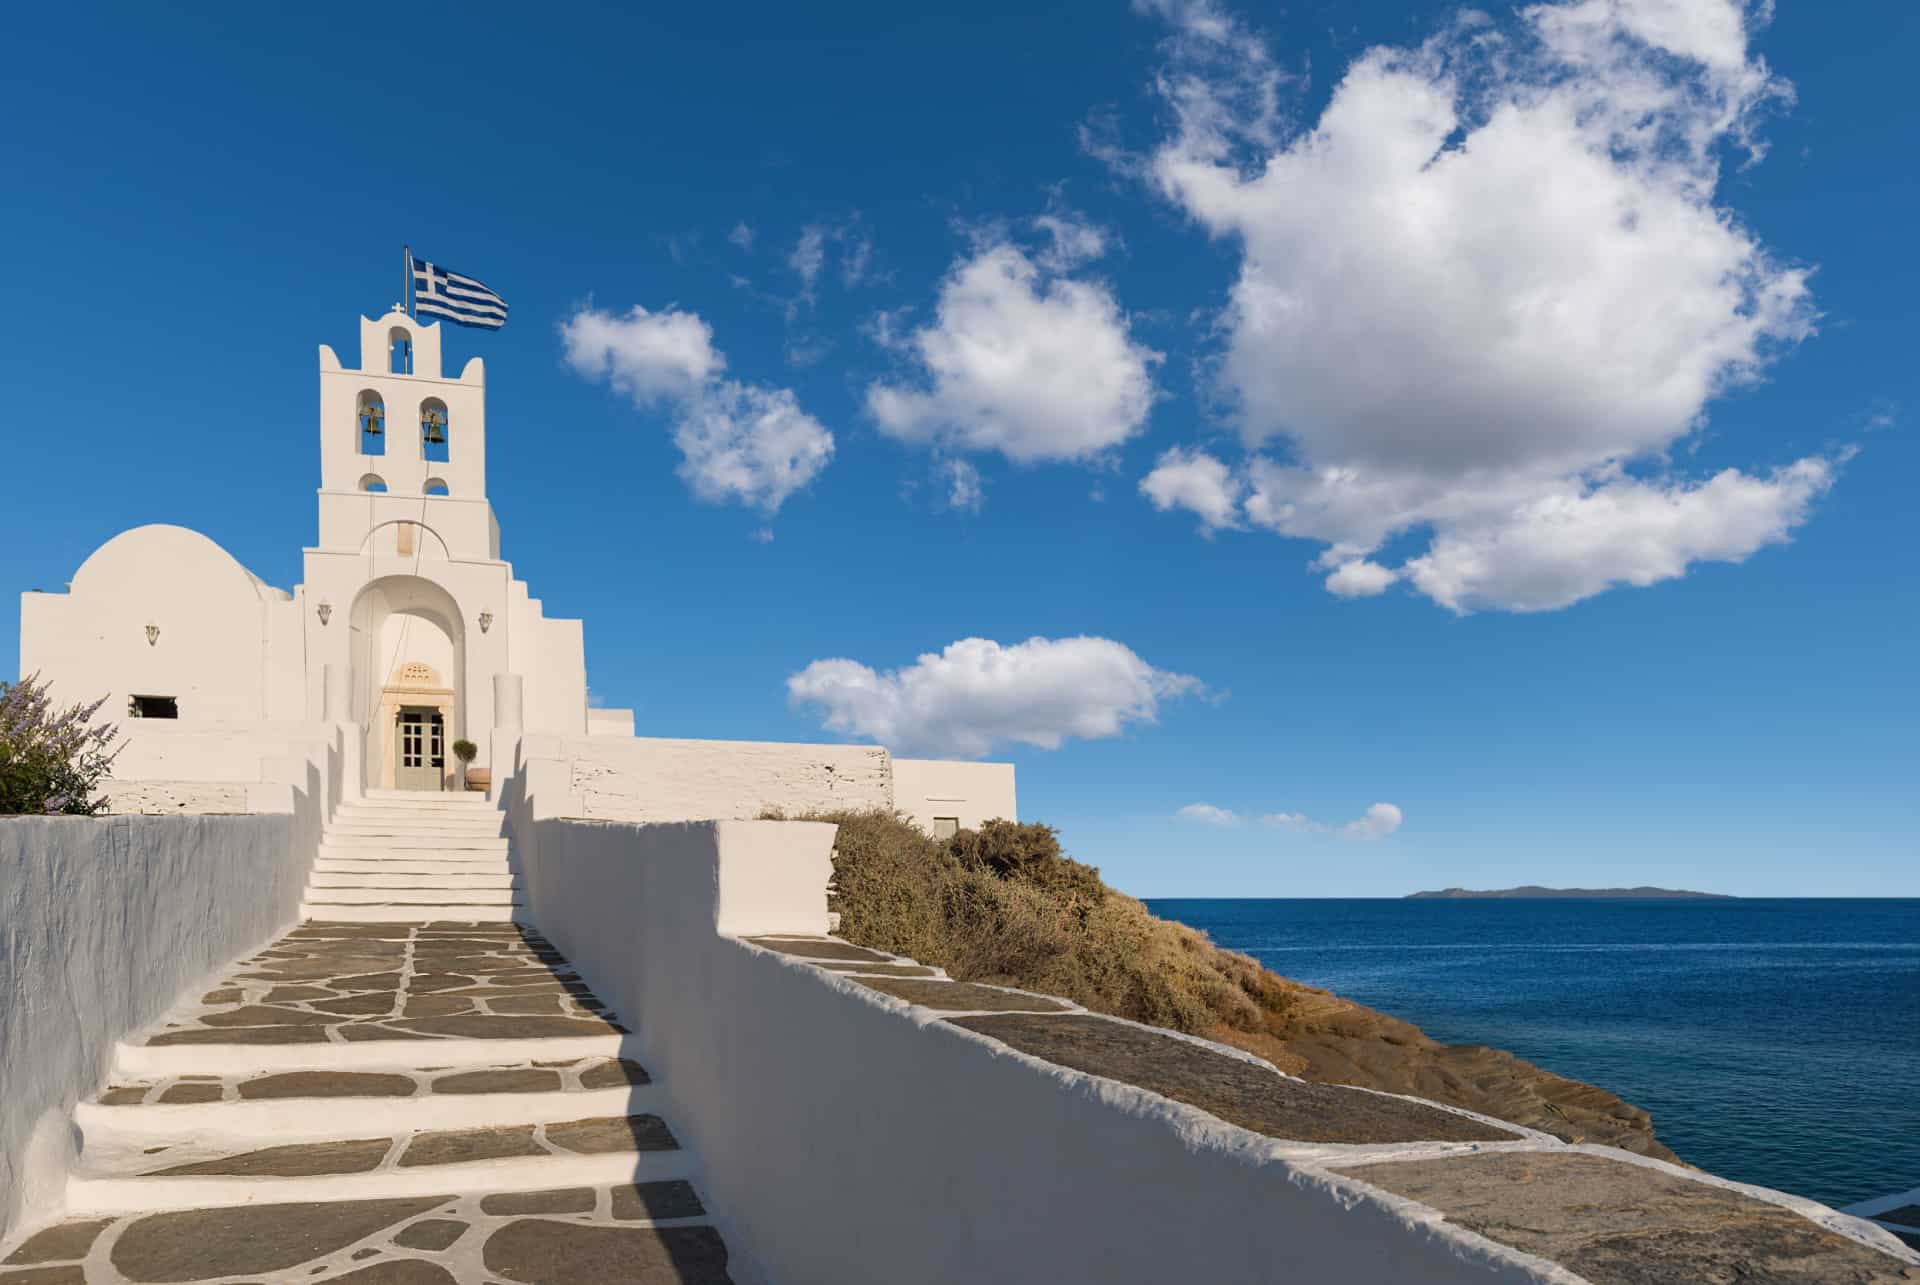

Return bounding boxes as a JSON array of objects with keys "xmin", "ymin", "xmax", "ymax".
[
  {"xmin": 951, "ymin": 1012, "xmax": 1518, "ymax": 1145},
  {"xmin": 1343, "ymin": 1151, "xmax": 1920, "ymax": 1285}
]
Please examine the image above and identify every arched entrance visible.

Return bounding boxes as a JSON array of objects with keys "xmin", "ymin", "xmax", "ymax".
[{"xmin": 347, "ymin": 575, "xmax": 466, "ymax": 791}]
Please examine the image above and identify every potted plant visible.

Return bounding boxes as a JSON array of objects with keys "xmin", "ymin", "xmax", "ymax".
[{"xmin": 450, "ymin": 738, "xmax": 479, "ymax": 791}]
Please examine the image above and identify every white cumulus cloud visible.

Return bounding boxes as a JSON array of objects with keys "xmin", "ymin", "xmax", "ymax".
[
  {"xmin": 562, "ymin": 304, "xmax": 833, "ymax": 514},
  {"xmin": 1140, "ymin": 447, "xmax": 1244, "ymax": 532},
  {"xmin": 1403, "ymin": 459, "xmax": 1835, "ymax": 612},
  {"xmin": 558, "ymin": 304, "xmax": 721, "ymax": 402},
  {"xmin": 1128, "ymin": 0, "xmax": 1836, "ymax": 612},
  {"xmin": 1324, "ymin": 559, "xmax": 1398, "ymax": 599},
  {"xmin": 1341, "ymin": 803, "xmax": 1404, "ymax": 841},
  {"xmin": 788, "ymin": 635, "xmax": 1204, "ymax": 758},
  {"xmin": 867, "ymin": 240, "xmax": 1160, "ymax": 464},
  {"xmin": 1177, "ymin": 802, "xmax": 1241, "ymax": 825},
  {"xmin": 1263, "ymin": 802, "xmax": 1403, "ymax": 840}
]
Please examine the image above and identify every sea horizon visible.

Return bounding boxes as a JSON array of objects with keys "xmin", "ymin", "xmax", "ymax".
[{"xmin": 1146, "ymin": 895, "xmax": 1920, "ymax": 1212}]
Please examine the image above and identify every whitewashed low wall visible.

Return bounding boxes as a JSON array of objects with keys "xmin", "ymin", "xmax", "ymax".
[
  {"xmin": 0, "ymin": 734, "xmax": 341, "ymax": 1241},
  {"xmin": 517, "ymin": 735, "xmax": 894, "ymax": 823},
  {"xmin": 517, "ymin": 819, "xmax": 1550, "ymax": 1284},
  {"xmin": 105, "ymin": 721, "xmax": 351, "ymax": 817},
  {"xmin": 503, "ymin": 736, "xmax": 1019, "ymax": 838}
]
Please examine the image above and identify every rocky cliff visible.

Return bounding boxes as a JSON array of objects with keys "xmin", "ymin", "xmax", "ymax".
[
  {"xmin": 1209, "ymin": 979, "xmax": 1675, "ymax": 1160},
  {"xmin": 820, "ymin": 810, "xmax": 1676, "ymax": 1162}
]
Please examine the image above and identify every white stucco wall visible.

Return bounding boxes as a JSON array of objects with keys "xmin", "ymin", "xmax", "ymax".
[
  {"xmin": 891, "ymin": 758, "xmax": 1018, "ymax": 831},
  {"xmin": 514, "ymin": 818, "xmax": 1556, "ymax": 1285},
  {"xmin": 109, "ymin": 722, "xmax": 330, "ymax": 785},
  {"xmin": 586, "ymin": 708, "xmax": 635, "ymax": 737},
  {"xmin": 0, "ymin": 807, "xmax": 323, "ymax": 1241},
  {"xmin": 537, "ymin": 736, "xmax": 895, "ymax": 823},
  {"xmin": 20, "ymin": 525, "xmax": 288, "ymax": 726}
]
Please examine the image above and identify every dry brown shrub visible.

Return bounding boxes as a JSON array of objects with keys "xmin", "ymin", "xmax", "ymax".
[{"xmin": 792, "ymin": 809, "xmax": 1294, "ymax": 1039}]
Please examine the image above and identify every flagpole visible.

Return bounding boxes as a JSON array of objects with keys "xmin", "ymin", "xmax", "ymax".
[{"xmin": 403, "ymin": 244, "xmax": 412, "ymax": 318}]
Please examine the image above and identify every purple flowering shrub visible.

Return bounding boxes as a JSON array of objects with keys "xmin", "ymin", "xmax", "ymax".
[{"xmin": 0, "ymin": 673, "xmax": 121, "ymax": 815}]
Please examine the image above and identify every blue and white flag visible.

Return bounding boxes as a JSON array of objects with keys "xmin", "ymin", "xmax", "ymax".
[{"xmin": 409, "ymin": 252, "xmax": 508, "ymax": 330}]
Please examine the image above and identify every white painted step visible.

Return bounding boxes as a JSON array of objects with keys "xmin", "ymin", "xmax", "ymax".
[
  {"xmin": 321, "ymin": 832, "xmax": 508, "ymax": 852},
  {"xmin": 326, "ymin": 817, "xmax": 506, "ymax": 836},
  {"xmin": 305, "ymin": 886, "xmax": 520, "ymax": 905},
  {"xmin": 352, "ymin": 795, "xmax": 497, "ymax": 811},
  {"xmin": 77, "ymin": 1084, "xmax": 658, "ymax": 1147},
  {"xmin": 315, "ymin": 858, "xmax": 513, "ymax": 876},
  {"xmin": 115, "ymin": 1032, "xmax": 629, "ymax": 1079},
  {"xmin": 310, "ymin": 871, "xmax": 520, "ymax": 890},
  {"xmin": 315, "ymin": 847, "xmax": 513, "ymax": 865},
  {"xmin": 298, "ymin": 902, "xmax": 526, "ymax": 923},
  {"xmin": 324, "ymin": 828, "xmax": 507, "ymax": 845},
  {"xmin": 333, "ymin": 802, "xmax": 503, "ymax": 819},
  {"xmin": 67, "ymin": 1150, "xmax": 692, "ymax": 1216}
]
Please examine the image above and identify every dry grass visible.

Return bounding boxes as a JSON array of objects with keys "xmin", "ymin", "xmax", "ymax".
[
  {"xmin": 764, "ymin": 809, "xmax": 1674, "ymax": 1158},
  {"xmin": 786, "ymin": 810, "xmax": 1298, "ymax": 1041}
]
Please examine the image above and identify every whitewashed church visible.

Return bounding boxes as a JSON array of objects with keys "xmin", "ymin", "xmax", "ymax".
[{"xmin": 19, "ymin": 308, "xmax": 1011, "ymax": 830}]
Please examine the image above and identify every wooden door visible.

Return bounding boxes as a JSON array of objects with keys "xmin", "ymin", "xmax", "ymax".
[{"xmin": 395, "ymin": 708, "xmax": 444, "ymax": 791}]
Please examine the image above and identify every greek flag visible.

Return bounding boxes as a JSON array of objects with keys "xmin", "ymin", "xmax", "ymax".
[{"xmin": 409, "ymin": 252, "xmax": 508, "ymax": 330}]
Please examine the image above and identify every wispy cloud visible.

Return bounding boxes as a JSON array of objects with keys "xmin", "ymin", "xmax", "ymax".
[
  {"xmin": 1178, "ymin": 799, "xmax": 1404, "ymax": 840},
  {"xmin": 560, "ymin": 303, "xmax": 833, "ymax": 515}
]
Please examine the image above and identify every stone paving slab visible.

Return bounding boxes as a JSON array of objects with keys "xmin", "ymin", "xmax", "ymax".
[
  {"xmin": 952, "ymin": 1013, "xmax": 1517, "ymax": 1144},
  {"xmin": 813, "ymin": 961, "xmax": 941, "ymax": 978},
  {"xmin": 1, "ymin": 1184, "xmax": 725, "ymax": 1283},
  {"xmin": 742, "ymin": 936, "xmax": 891, "ymax": 963},
  {"xmin": 1342, "ymin": 1152, "xmax": 1920, "ymax": 1284},
  {"xmin": 848, "ymin": 977, "xmax": 1073, "ymax": 1013},
  {"xmin": 140, "ymin": 925, "xmax": 625, "ymax": 1048}
]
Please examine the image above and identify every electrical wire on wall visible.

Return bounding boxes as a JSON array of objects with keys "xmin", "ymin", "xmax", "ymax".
[{"xmin": 367, "ymin": 369, "xmax": 444, "ymax": 783}]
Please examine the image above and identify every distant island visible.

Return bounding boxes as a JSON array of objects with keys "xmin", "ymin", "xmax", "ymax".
[{"xmin": 1406, "ymin": 886, "xmax": 1735, "ymax": 900}]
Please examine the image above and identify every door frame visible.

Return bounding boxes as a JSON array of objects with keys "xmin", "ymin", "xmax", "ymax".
[
  {"xmin": 393, "ymin": 706, "xmax": 445, "ymax": 791},
  {"xmin": 375, "ymin": 666, "xmax": 456, "ymax": 791}
]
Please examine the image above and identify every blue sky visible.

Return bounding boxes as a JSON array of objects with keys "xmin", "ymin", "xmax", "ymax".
[{"xmin": 2, "ymin": 1, "xmax": 1913, "ymax": 896}]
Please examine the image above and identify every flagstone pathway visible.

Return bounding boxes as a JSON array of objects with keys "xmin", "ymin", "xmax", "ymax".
[
  {"xmin": 3, "ymin": 921, "xmax": 733, "ymax": 1284},
  {"xmin": 2, "ymin": 794, "xmax": 735, "ymax": 1284}
]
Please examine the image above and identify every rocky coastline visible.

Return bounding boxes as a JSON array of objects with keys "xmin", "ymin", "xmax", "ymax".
[{"xmin": 1209, "ymin": 976, "xmax": 1675, "ymax": 1160}]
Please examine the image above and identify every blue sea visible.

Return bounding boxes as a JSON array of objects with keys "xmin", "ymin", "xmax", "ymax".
[{"xmin": 1145, "ymin": 898, "xmax": 1920, "ymax": 1211}]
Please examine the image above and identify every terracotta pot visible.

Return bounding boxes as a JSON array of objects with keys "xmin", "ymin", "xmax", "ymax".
[{"xmin": 465, "ymin": 767, "xmax": 491, "ymax": 792}]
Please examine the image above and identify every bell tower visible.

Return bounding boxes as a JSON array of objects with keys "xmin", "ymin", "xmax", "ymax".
[{"xmin": 313, "ymin": 308, "xmax": 498, "ymax": 562}]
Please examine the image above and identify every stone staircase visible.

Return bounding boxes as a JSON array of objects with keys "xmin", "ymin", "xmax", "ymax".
[
  {"xmin": 0, "ymin": 920, "xmax": 736, "ymax": 1283},
  {"xmin": 303, "ymin": 789, "xmax": 525, "ymax": 924}
]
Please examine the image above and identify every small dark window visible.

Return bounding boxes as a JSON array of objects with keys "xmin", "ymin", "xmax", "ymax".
[{"xmin": 129, "ymin": 695, "xmax": 178, "ymax": 719}]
